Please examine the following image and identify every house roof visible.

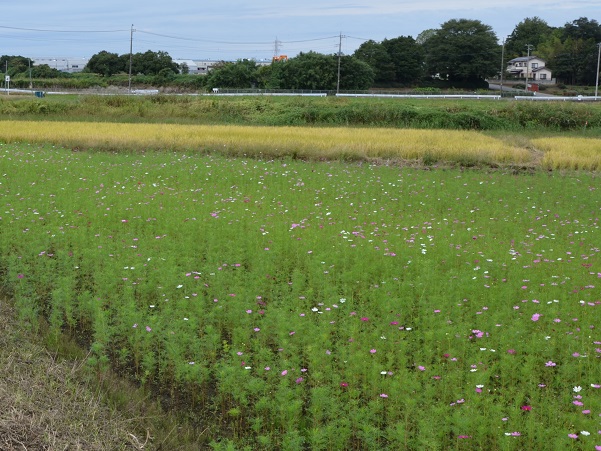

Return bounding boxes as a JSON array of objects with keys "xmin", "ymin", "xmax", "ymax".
[{"xmin": 508, "ymin": 56, "xmax": 546, "ymax": 63}]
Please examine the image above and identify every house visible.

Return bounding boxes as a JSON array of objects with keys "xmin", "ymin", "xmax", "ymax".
[{"xmin": 506, "ymin": 56, "xmax": 553, "ymax": 83}]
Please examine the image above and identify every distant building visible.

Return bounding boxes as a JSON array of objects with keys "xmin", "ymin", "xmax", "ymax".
[
  {"xmin": 507, "ymin": 56, "xmax": 554, "ymax": 83},
  {"xmin": 32, "ymin": 57, "xmax": 90, "ymax": 73},
  {"xmin": 30, "ymin": 56, "xmax": 273, "ymax": 75}
]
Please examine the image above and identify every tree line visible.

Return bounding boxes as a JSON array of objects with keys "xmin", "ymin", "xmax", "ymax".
[{"xmin": 2, "ymin": 16, "xmax": 600, "ymax": 90}]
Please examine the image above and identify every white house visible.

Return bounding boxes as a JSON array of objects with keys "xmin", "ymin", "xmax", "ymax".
[{"xmin": 507, "ymin": 56, "xmax": 553, "ymax": 83}]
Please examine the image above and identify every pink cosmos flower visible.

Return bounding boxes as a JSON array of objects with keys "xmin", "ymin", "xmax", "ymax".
[
  {"xmin": 531, "ymin": 313, "xmax": 541, "ymax": 321},
  {"xmin": 380, "ymin": 393, "xmax": 388, "ymax": 398},
  {"xmin": 545, "ymin": 361, "xmax": 556, "ymax": 367},
  {"xmin": 370, "ymin": 349, "xmax": 377, "ymax": 354},
  {"xmin": 568, "ymin": 434, "xmax": 578, "ymax": 439},
  {"xmin": 521, "ymin": 405, "xmax": 532, "ymax": 411}
]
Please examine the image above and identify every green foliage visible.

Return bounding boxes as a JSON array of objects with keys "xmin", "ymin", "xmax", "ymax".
[
  {"xmin": 85, "ymin": 51, "xmax": 124, "ymax": 77},
  {"xmin": 425, "ymin": 19, "xmax": 500, "ymax": 83},
  {"xmin": 268, "ymin": 52, "xmax": 374, "ymax": 91},
  {"xmin": 2, "ymin": 146, "xmax": 601, "ymax": 448},
  {"xmin": 382, "ymin": 36, "xmax": 425, "ymax": 84},
  {"xmin": 3, "ymin": 95, "xmax": 601, "ymax": 131},
  {"xmin": 0, "ymin": 55, "xmax": 34, "ymax": 77},
  {"xmin": 353, "ymin": 40, "xmax": 396, "ymax": 85},
  {"xmin": 206, "ymin": 59, "xmax": 260, "ymax": 89},
  {"xmin": 505, "ymin": 17, "xmax": 554, "ymax": 59},
  {"xmin": 129, "ymin": 50, "xmax": 179, "ymax": 76}
]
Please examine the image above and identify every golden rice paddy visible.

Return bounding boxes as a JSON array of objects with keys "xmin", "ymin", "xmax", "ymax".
[{"xmin": 0, "ymin": 120, "xmax": 599, "ymax": 169}]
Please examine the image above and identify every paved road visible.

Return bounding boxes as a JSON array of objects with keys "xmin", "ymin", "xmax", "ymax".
[{"xmin": 488, "ymin": 83, "xmax": 556, "ymax": 97}]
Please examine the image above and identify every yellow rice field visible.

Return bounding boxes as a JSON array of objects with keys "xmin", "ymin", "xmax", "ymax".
[
  {"xmin": 533, "ymin": 137, "xmax": 601, "ymax": 171},
  {"xmin": 0, "ymin": 121, "xmax": 531, "ymax": 166}
]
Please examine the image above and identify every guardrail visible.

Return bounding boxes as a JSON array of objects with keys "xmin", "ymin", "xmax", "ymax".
[
  {"xmin": 336, "ymin": 93, "xmax": 502, "ymax": 100},
  {"xmin": 210, "ymin": 92, "xmax": 327, "ymax": 97},
  {"xmin": 515, "ymin": 95, "xmax": 600, "ymax": 102}
]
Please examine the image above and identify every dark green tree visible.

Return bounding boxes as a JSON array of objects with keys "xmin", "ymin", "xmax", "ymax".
[
  {"xmin": 425, "ymin": 19, "xmax": 499, "ymax": 84},
  {"xmin": 268, "ymin": 52, "xmax": 373, "ymax": 90},
  {"xmin": 382, "ymin": 36, "xmax": 424, "ymax": 84},
  {"xmin": 338, "ymin": 55, "xmax": 375, "ymax": 90},
  {"xmin": 353, "ymin": 40, "xmax": 395, "ymax": 85},
  {"xmin": 129, "ymin": 50, "xmax": 179, "ymax": 76},
  {"xmin": 548, "ymin": 18, "xmax": 601, "ymax": 84},
  {"xmin": 0, "ymin": 55, "xmax": 34, "ymax": 77},
  {"xmin": 505, "ymin": 17, "xmax": 554, "ymax": 58},
  {"xmin": 272, "ymin": 51, "xmax": 337, "ymax": 90},
  {"xmin": 206, "ymin": 59, "xmax": 259, "ymax": 89},
  {"xmin": 85, "ymin": 51, "xmax": 124, "ymax": 76},
  {"xmin": 30, "ymin": 64, "xmax": 65, "ymax": 78}
]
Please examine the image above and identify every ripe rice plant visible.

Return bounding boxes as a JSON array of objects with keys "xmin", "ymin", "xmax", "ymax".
[
  {"xmin": 1, "ymin": 143, "xmax": 601, "ymax": 449},
  {"xmin": 0, "ymin": 120, "xmax": 532, "ymax": 166},
  {"xmin": 534, "ymin": 137, "xmax": 601, "ymax": 171}
]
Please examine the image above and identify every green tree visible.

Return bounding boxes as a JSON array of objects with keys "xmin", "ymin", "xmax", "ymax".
[
  {"xmin": 268, "ymin": 52, "xmax": 373, "ymax": 91},
  {"xmin": 353, "ymin": 40, "xmax": 395, "ymax": 85},
  {"xmin": 129, "ymin": 50, "xmax": 179, "ymax": 76},
  {"xmin": 338, "ymin": 56, "xmax": 374, "ymax": 90},
  {"xmin": 548, "ymin": 18, "xmax": 601, "ymax": 84},
  {"xmin": 382, "ymin": 36, "xmax": 424, "ymax": 84},
  {"xmin": 0, "ymin": 55, "xmax": 34, "ymax": 77},
  {"xmin": 206, "ymin": 59, "xmax": 259, "ymax": 89},
  {"xmin": 272, "ymin": 51, "xmax": 337, "ymax": 90},
  {"xmin": 505, "ymin": 17, "xmax": 554, "ymax": 59},
  {"xmin": 85, "ymin": 51, "xmax": 124, "ymax": 77},
  {"xmin": 425, "ymin": 19, "xmax": 499, "ymax": 84},
  {"xmin": 30, "ymin": 64, "xmax": 65, "ymax": 78}
]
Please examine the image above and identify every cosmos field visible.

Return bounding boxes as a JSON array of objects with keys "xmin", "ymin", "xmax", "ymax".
[{"xmin": 1, "ymin": 142, "xmax": 601, "ymax": 449}]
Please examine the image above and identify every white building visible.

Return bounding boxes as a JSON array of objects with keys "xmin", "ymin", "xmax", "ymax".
[
  {"xmin": 32, "ymin": 57, "xmax": 89, "ymax": 73},
  {"xmin": 507, "ymin": 56, "xmax": 554, "ymax": 83}
]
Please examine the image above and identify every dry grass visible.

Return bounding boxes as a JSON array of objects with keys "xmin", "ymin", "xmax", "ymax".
[
  {"xmin": 0, "ymin": 298, "xmax": 143, "ymax": 450},
  {"xmin": 0, "ymin": 121, "xmax": 532, "ymax": 166},
  {"xmin": 533, "ymin": 137, "xmax": 601, "ymax": 170}
]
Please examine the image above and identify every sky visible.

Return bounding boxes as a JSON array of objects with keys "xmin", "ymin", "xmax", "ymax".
[{"xmin": 1, "ymin": 1, "xmax": 600, "ymax": 62}]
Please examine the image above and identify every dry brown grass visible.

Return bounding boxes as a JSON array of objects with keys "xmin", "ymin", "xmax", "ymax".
[{"xmin": 0, "ymin": 298, "xmax": 144, "ymax": 450}]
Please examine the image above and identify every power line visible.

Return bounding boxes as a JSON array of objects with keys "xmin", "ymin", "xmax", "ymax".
[
  {"xmin": 137, "ymin": 29, "xmax": 338, "ymax": 46},
  {"xmin": 0, "ymin": 24, "xmax": 127, "ymax": 33}
]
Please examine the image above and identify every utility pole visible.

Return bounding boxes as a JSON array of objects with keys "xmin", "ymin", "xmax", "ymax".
[
  {"xmin": 128, "ymin": 24, "xmax": 134, "ymax": 94},
  {"xmin": 500, "ymin": 38, "xmax": 506, "ymax": 94},
  {"xmin": 336, "ymin": 32, "xmax": 345, "ymax": 95},
  {"xmin": 524, "ymin": 44, "xmax": 534, "ymax": 93},
  {"xmin": 29, "ymin": 59, "xmax": 33, "ymax": 91},
  {"xmin": 595, "ymin": 42, "xmax": 601, "ymax": 100}
]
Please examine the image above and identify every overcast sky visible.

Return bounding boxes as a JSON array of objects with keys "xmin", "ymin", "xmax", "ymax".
[{"xmin": 2, "ymin": 1, "xmax": 600, "ymax": 61}]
